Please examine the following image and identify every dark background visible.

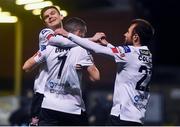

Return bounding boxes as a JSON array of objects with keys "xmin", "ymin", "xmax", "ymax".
[{"xmin": 0, "ymin": 0, "xmax": 180, "ymax": 125}]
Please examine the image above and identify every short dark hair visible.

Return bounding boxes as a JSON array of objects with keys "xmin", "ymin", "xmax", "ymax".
[
  {"xmin": 64, "ymin": 17, "xmax": 87, "ymax": 34},
  {"xmin": 40, "ymin": 6, "xmax": 60, "ymax": 21},
  {"xmin": 131, "ymin": 19, "xmax": 155, "ymax": 45}
]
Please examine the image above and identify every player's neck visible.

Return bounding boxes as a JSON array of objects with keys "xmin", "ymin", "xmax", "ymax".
[
  {"xmin": 133, "ymin": 41, "xmax": 141, "ymax": 47},
  {"xmin": 51, "ymin": 24, "xmax": 62, "ymax": 31}
]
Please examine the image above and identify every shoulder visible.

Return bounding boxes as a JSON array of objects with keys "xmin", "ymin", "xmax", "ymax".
[
  {"xmin": 40, "ymin": 45, "xmax": 54, "ymax": 56},
  {"xmin": 76, "ymin": 46, "xmax": 89, "ymax": 54},
  {"xmin": 69, "ymin": 46, "xmax": 83, "ymax": 54},
  {"xmin": 121, "ymin": 45, "xmax": 132, "ymax": 53},
  {"xmin": 39, "ymin": 28, "xmax": 54, "ymax": 37},
  {"xmin": 70, "ymin": 46, "xmax": 90, "ymax": 57}
]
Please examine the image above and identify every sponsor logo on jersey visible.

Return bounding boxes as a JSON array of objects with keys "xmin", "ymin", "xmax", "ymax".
[
  {"xmin": 134, "ymin": 95, "xmax": 147, "ymax": 110},
  {"xmin": 134, "ymin": 102, "xmax": 147, "ymax": 110},
  {"xmin": 46, "ymin": 80, "xmax": 67, "ymax": 95},
  {"xmin": 134, "ymin": 95, "xmax": 147, "ymax": 102},
  {"xmin": 139, "ymin": 49, "xmax": 150, "ymax": 56},
  {"xmin": 122, "ymin": 46, "xmax": 131, "ymax": 53}
]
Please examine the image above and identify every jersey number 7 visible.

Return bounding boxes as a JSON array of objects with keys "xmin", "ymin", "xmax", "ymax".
[{"xmin": 57, "ymin": 55, "xmax": 67, "ymax": 79}]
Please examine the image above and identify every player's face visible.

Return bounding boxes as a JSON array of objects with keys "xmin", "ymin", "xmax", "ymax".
[
  {"xmin": 124, "ymin": 24, "xmax": 136, "ymax": 45},
  {"xmin": 42, "ymin": 8, "xmax": 63, "ymax": 30}
]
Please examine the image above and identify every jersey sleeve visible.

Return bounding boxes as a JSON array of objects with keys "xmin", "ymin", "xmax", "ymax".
[
  {"xmin": 107, "ymin": 43, "xmax": 115, "ymax": 48},
  {"xmin": 39, "ymin": 28, "xmax": 77, "ymax": 48},
  {"xmin": 68, "ymin": 33, "xmax": 126, "ymax": 63},
  {"xmin": 110, "ymin": 46, "xmax": 127, "ymax": 63},
  {"xmin": 34, "ymin": 50, "xmax": 46, "ymax": 64},
  {"xmin": 78, "ymin": 49, "xmax": 94, "ymax": 66}
]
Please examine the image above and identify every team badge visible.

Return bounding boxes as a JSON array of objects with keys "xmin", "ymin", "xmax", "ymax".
[{"xmin": 122, "ymin": 46, "xmax": 131, "ymax": 53}]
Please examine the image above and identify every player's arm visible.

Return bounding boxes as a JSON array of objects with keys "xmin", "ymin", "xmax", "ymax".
[
  {"xmin": 40, "ymin": 28, "xmax": 77, "ymax": 48},
  {"xmin": 55, "ymin": 29, "xmax": 115, "ymax": 56},
  {"xmin": 76, "ymin": 49, "xmax": 100, "ymax": 82},
  {"xmin": 22, "ymin": 51, "xmax": 45, "ymax": 72},
  {"xmin": 48, "ymin": 34, "xmax": 77, "ymax": 47},
  {"xmin": 55, "ymin": 28, "xmax": 127, "ymax": 62},
  {"xmin": 68, "ymin": 33, "xmax": 127, "ymax": 63},
  {"xmin": 68, "ymin": 33, "xmax": 116, "ymax": 57},
  {"xmin": 22, "ymin": 52, "xmax": 40, "ymax": 72},
  {"xmin": 87, "ymin": 65, "xmax": 100, "ymax": 82}
]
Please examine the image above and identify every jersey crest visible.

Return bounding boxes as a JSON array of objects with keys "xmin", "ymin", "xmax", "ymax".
[{"xmin": 122, "ymin": 46, "xmax": 131, "ymax": 53}]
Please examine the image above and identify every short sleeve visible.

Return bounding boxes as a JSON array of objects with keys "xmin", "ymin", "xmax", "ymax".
[
  {"xmin": 39, "ymin": 28, "xmax": 54, "ymax": 48},
  {"xmin": 110, "ymin": 46, "xmax": 127, "ymax": 63},
  {"xmin": 34, "ymin": 50, "xmax": 46, "ymax": 63},
  {"xmin": 77, "ymin": 49, "xmax": 94, "ymax": 66}
]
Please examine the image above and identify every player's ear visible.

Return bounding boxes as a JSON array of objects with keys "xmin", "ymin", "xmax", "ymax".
[{"xmin": 74, "ymin": 30, "xmax": 82, "ymax": 37}]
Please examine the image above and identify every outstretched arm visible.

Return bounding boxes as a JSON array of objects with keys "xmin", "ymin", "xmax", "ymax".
[
  {"xmin": 40, "ymin": 28, "xmax": 77, "ymax": 48},
  {"xmin": 48, "ymin": 34, "xmax": 77, "ymax": 47},
  {"xmin": 55, "ymin": 28, "xmax": 115, "ymax": 58}
]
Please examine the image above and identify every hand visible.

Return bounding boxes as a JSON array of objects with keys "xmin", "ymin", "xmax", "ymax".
[
  {"xmin": 90, "ymin": 32, "xmax": 106, "ymax": 42},
  {"xmin": 54, "ymin": 28, "xmax": 69, "ymax": 37},
  {"xmin": 99, "ymin": 38, "xmax": 109, "ymax": 46}
]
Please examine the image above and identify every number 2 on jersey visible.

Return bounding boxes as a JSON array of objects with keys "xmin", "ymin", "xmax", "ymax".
[
  {"xmin": 136, "ymin": 65, "xmax": 151, "ymax": 92},
  {"xmin": 57, "ymin": 56, "xmax": 67, "ymax": 79}
]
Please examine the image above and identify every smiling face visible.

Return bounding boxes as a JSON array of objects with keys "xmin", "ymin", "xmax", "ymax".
[{"xmin": 42, "ymin": 8, "xmax": 63, "ymax": 30}]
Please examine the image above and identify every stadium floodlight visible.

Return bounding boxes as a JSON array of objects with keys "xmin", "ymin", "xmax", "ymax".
[
  {"xmin": 0, "ymin": 11, "xmax": 11, "ymax": 16},
  {"xmin": 32, "ymin": 9, "xmax": 41, "ymax": 15},
  {"xmin": 0, "ymin": 16, "xmax": 18, "ymax": 23},
  {"xmin": 60, "ymin": 10, "xmax": 68, "ymax": 17},
  {"xmin": 54, "ymin": 6, "xmax": 68, "ymax": 18},
  {"xmin": 24, "ymin": 1, "xmax": 53, "ymax": 10},
  {"xmin": 55, "ymin": 6, "xmax": 61, "ymax": 12},
  {"xmin": 16, "ymin": 0, "xmax": 44, "ymax": 5}
]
